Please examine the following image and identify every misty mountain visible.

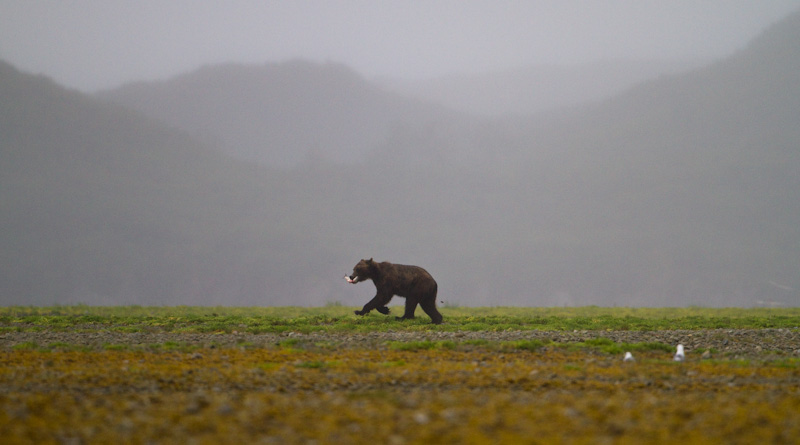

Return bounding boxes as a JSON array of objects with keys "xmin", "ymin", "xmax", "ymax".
[
  {"xmin": 2, "ymin": 9, "xmax": 799, "ymax": 308},
  {"xmin": 489, "ymin": 9, "xmax": 800, "ymax": 305},
  {"xmin": 350, "ymin": 10, "xmax": 800, "ymax": 306},
  {"xmin": 96, "ymin": 60, "xmax": 467, "ymax": 167},
  {"xmin": 378, "ymin": 58, "xmax": 709, "ymax": 116},
  {"xmin": 0, "ymin": 60, "xmax": 301, "ymax": 305}
]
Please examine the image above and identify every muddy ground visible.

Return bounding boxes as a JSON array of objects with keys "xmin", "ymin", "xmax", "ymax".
[
  {"xmin": 1, "ymin": 329, "xmax": 799, "ymax": 444},
  {"xmin": 3, "ymin": 328, "xmax": 799, "ymax": 357}
]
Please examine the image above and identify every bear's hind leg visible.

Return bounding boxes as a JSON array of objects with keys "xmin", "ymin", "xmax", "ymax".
[{"xmin": 420, "ymin": 297, "xmax": 443, "ymax": 324}]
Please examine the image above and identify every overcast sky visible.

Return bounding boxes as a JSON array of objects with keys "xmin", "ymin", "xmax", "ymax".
[{"xmin": 1, "ymin": 0, "xmax": 797, "ymax": 91}]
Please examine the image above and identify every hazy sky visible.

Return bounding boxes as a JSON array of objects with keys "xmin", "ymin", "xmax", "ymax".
[{"xmin": 1, "ymin": 0, "xmax": 797, "ymax": 91}]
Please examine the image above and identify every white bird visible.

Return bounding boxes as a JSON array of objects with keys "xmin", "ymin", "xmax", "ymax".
[
  {"xmin": 674, "ymin": 344, "xmax": 685, "ymax": 362},
  {"xmin": 623, "ymin": 352, "xmax": 635, "ymax": 362}
]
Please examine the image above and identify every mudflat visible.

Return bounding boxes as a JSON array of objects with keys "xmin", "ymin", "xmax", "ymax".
[{"xmin": 2, "ymin": 327, "xmax": 799, "ymax": 443}]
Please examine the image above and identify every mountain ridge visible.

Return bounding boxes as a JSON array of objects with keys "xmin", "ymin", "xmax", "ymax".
[
  {"xmin": 2, "ymin": 9, "xmax": 799, "ymax": 306},
  {"xmin": 378, "ymin": 57, "xmax": 710, "ymax": 116},
  {"xmin": 97, "ymin": 59, "xmax": 467, "ymax": 167}
]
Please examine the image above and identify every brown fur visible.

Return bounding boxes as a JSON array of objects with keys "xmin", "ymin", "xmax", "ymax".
[{"xmin": 347, "ymin": 258, "xmax": 443, "ymax": 324}]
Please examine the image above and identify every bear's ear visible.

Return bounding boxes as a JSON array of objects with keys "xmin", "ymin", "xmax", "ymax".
[{"xmin": 368, "ymin": 258, "xmax": 380, "ymax": 273}]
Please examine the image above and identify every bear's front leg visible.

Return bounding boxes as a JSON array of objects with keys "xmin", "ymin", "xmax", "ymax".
[
  {"xmin": 357, "ymin": 293, "xmax": 392, "ymax": 316},
  {"xmin": 357, "ymin": 307, "xmax": 390, "ymax": 316}
]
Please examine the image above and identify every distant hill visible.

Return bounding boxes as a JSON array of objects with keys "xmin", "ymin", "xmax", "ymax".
[
  {"xmin": 379, "ymin": 58, "xmax": 709, "ymax": 116},
  {"xmin": 0, "ymin": 60, "xmax": 298, "ymax": 305},
  {"xmin": 97, "ymin": 60, "xmax": 466, "ymax": 167},
  {"xmin": 1, "ymin": 9, "xmax": 798, "ymax": 308},
  {"xmin": 357, "ymin": 9, "xmax": 800, "ymax": 306},
  {"xmin": 488, "ymin": 8, "xmax": 800, "ymax": 306}
]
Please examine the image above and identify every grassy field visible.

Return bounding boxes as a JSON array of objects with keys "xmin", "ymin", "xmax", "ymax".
[
  {"xmin": 1, "ymin": 306, "xmax": 799, "ymax": 444},
  {"xmin": 2, "ymin": 305, "xmax": 800, "ymax": 333}
]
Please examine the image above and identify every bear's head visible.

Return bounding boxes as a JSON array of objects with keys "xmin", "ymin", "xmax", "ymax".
[{"xmin": 346, "ymin": 258, "xmax": 378, "ymax": 284}]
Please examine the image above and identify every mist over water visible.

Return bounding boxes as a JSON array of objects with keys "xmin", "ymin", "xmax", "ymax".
[{"xmin": 1, "ymin": 3, "xmax": 799, "ymax": 307}]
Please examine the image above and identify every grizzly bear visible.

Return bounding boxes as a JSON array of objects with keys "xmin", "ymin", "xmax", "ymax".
[{"xmin": 345, "ymin": 258, "xmax": 443, "ymax": 324}]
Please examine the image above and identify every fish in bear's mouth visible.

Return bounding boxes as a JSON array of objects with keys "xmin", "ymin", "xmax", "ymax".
[{"xmin": 344, "ymin": 274, "xmax": 359, "ymax": 284}]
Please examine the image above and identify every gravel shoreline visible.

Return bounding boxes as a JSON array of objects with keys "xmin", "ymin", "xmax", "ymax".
[{"xmin": 2, "ymin": 329, "xmax": 799, "ymax": 357}]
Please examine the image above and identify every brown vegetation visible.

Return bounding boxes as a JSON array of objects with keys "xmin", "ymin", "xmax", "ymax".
[{"xmin": 1, "ymin": 330, "xmax": 798, "ymax": 443}]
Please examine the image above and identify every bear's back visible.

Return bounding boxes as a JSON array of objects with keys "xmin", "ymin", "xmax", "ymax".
[{"xmin": 380, "ymin": 263, "xmax": 436, "ymax": 296}]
